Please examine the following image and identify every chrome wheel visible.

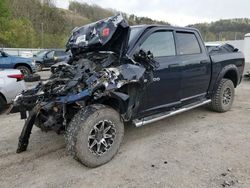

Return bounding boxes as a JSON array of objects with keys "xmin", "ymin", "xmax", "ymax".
[
  {"xmin": 88, "ymin": 120, "xmax": 116, "ymax": 156},
  {"xmin": 223, "ymin": 87, "xmax": 232, "ymax": 105}
]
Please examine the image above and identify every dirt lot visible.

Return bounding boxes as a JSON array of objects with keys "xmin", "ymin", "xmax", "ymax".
[{"xmin": 0, "ymin": 70, "xmax": 250, "ymax": 188}]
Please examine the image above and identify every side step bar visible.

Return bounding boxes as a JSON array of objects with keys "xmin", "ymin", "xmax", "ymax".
[{"xmin": 133, "ymin": 99, "xmax": 211, "ymax": 127}]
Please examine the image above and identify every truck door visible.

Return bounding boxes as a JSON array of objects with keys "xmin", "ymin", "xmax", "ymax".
[
  {"xmin": 175, "ymin": 31, "xmax": 211, "ymax": 102},
  {"xmin": 135, "ymin": 29, "xmax": 181, "ymax": 116},
  {"xmin": 44, "ymin": 51, "xmax": 55, "ymax": 67},
  {"xmin": 0, "ymin": 52, "xmax": 12, "ymax": 68}
]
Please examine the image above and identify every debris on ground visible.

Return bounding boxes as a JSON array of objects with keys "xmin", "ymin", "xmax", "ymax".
[
  {"xmin": 244, "ymin": 71, "xmax": 250, "ymax": 79},
  {"xmin": 24, "ymin": 74, "xmax": 41, "ymax": 82},
  {"xmin": 219, "ymin": 168, "xmax": 239, "ymax": 187},
  {"xmin": 222, "ymin": 180, "xmax": 238, "ymax": 187}
]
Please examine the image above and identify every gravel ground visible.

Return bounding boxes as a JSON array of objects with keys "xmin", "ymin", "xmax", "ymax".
[{"xmin": 0, "ymin": 70, "xmax": 250, "ymax": 188}]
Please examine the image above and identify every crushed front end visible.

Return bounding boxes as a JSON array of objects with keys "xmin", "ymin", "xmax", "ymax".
[{"xmin": 11, "ymin": 14, "xmax": 158, "ymax": 153}]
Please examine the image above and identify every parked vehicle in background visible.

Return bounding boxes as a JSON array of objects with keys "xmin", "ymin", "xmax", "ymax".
[
  {"xmin": 33, "ymin": 50, "xmax": 71, "ymax": 71},
  {"xmin": 0, "ymin": 69, "xmax": 26, "ymax": 112},
  {"xmin": 0, "ymin": 51, "xmax": 36, "ymax": 76},
  {"xmin": 11, "ymin": 15, "xmax": 245, "ymax": 168}
]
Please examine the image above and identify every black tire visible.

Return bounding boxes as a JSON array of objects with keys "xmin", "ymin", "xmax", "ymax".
[
  {"xmin": 36, "ymin": 63, "xmax": 43, "ymax": 72},
  {"xmin": 0, "ymin": 95, "xmax": 7, "ymax": 113},
  {"xmin": 65, "ymin": 104, "xmax": 124, "ymax": 168},
  {"xmin": 24, "ymin": 74, "xmax": 41, "ymax": 82},
  {"xmin": 50, "ymin": 67, "xmax": 56, "ymax": 74},
  {"xmin": 16, "ymin": 66, "xmax": 31, "ymax": 76},
  {"xmin": 210, "ymin": 79, "xmax": 235, "ymax": 112}
]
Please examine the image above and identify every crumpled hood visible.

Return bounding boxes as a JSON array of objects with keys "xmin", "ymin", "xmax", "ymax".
[
  {"xmin": 66, "ymin": 14, "xmax": 130, "ymax": 56},
  {"xmin": 33, "ymin": 57, "xmax": 43, "ymax": 62}
]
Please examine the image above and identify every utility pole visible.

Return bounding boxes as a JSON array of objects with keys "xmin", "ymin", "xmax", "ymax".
[
  {"xmin": 41, "ymin": 22, "xmax": 44, "ymax": 48},
  {"xmin": 41, "ymin": 0, "xmax": 45, "ymax": 48}
]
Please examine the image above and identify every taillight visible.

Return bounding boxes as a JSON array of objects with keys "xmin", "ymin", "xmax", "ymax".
[{"xmin": 8, "ymin": 74, "xmax": 24, "ymax": 81}]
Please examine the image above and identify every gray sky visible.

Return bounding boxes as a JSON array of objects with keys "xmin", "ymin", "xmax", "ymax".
[{"xmin": 55, "ymin": 0, "xmax": 250, "ymax": 26}]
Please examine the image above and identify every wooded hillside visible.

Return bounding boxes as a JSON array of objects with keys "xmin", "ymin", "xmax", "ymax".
[
  {"xmin": 0, "ymin": 0, "xmax": 168, "ymax": 48},
  {"xmin": 0, "ymin": 0, "xmax": 249, "ymax": 48},
  {"xmin": 189, "ymin": 18, "xmax": 250, "ymax": 41}
]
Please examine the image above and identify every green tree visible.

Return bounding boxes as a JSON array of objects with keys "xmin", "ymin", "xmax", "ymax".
[
  {"xmin": 0, "ymin": 0, "xmax": 10, "ymax": 17},
  {"xmin": 0, "ymin": 19, "xmax": 38, "ymax": 48}
]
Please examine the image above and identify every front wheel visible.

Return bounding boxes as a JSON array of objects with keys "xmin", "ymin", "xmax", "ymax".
[
  {"xmin": 65, "ymin": 104, "xmax": 124, "ymax": 168},
  {"xmin": 0, "ymin": 95, "xmax": 7, "ymax": 113},
  {"xmin": 16, "ymin": 66, "xmax": 31, "ymax": 76},
  {"xmin": 210, "ymin": 79, "xmax": 235, "ymax": 112}
]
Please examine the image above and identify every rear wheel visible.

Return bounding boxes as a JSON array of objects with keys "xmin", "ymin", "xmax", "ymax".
[
  {"xmin": 0, "ymin": 95, "xmax": 7, "ymax": 113},
  {"xmin": 65, "ymin": 104, "xmax": 124, "ymax": 168},
  {"xmin": 210, "ymin": 79, "xmax": 235, "ymax": 112},
  {"xmin": 16, "ymin": 66, "xmax": 31, "ymax": 76}
]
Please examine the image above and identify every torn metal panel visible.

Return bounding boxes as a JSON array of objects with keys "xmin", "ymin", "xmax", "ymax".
[{"xmin": 67, "ymin": 14, "xmax": 130, "ymax": 56}]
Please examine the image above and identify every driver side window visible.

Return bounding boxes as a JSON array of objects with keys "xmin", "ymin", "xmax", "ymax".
[
  {"xmin": 140, "ymin": 31, "xmax": 176, "ymax": 57},
  {"xmin": 46, "ymin": 51, "xmax": 54, "ymax": 59}
]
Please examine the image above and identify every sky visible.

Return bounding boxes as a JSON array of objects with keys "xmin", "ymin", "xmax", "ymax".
[{"xmin": 55, "ymin": 0, "xmax": 250, "ymax": 26}]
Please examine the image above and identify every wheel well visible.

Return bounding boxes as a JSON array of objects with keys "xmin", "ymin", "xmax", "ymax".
[
  {"xmin": 101, "ymin": 98, "xmax": 125, "ymax": 114},
  {"xmin": 223, "ymin": 70, "xmax": 238, "ymax": 87},
  {"xmin": 14, "ymin": 63, "xmax": 32, "ymax": 72},
  {"xmin": 0, "ymin": 92, "xmax": 7, "ymax": 103}
]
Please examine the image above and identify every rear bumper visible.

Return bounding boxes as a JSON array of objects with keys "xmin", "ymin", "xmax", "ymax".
[{"xmin": 5, "ymin": 80, "xmax": 26, "ymax": 104}]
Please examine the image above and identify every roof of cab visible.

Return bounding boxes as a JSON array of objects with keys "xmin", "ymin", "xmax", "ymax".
[{"xmin": 131, "ymin": 24, "xmax": 200, "ymax": 33}]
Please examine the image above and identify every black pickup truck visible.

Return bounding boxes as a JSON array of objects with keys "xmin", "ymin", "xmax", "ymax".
[{"xmin": 11, "ymin": 14, "xmax": 245, "ymax": 168}]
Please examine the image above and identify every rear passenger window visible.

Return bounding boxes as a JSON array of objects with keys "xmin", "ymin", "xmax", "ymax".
[
  {"xmin": 140, "ymin": 31, "xmax": 176, "ymax": 57},
  {"xmin": 176, "ymin": 32, "xmax": 201, "ymax": 55},
  {"xmin": 55, "ymin": 51, "xmax": 65, "ymax": 57}
]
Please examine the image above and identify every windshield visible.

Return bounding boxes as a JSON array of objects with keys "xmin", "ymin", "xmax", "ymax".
[
  {"xmin": 129, "ymin": 27, "xmax": 144, "ymax": 44},
  {"xmin": 0, "ymin": 51, "xmax": 8, "ymax": 57}
]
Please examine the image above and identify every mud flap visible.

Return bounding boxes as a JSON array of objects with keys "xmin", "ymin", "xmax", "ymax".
[{"xmin": 16, "ymin": 108, "xmax": 38, "ymax": 153}]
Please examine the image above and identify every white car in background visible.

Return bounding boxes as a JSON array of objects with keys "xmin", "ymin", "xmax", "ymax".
[{"xmin": 0, "ymin": 69, "xmax": 26, "ymax": 112}]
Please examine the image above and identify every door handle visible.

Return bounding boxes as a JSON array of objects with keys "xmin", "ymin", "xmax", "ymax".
[
  {"xmin": 168, "ymin": 64, "xmax": 180, "ymax": 68},
  {"xmin": 200, "ymin": 60, "xmax": 208, "ymax": 64}
]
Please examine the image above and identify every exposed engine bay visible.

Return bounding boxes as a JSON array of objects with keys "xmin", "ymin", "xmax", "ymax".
[{"xmin": 11, "ymin": 14, "xmax": 159, "ymax": 153}]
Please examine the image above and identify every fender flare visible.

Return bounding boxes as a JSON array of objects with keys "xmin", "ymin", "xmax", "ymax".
[
  {"xmin": 212, "ymin": 64, "xmax": 239, "ymax": 95},
  {"xmin": 14, "ymin": 63, "xmax": 32, "ymax": 72}
]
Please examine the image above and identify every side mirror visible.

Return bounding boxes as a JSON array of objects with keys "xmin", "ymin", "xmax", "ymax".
[
  {"xmin": 133, "ymin": 49, "xmax": 154, "ymax": 61},
  {"xmin": 133, "ymin": 49, "xmax": 159, "ymax": 70},
  {"xmin": 233, "ymin": 48, "xmax": 239, "ymax": 52},
  {"xmin": 1, "ymin": 51, "xmax": 8, "ymax": 57}
]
